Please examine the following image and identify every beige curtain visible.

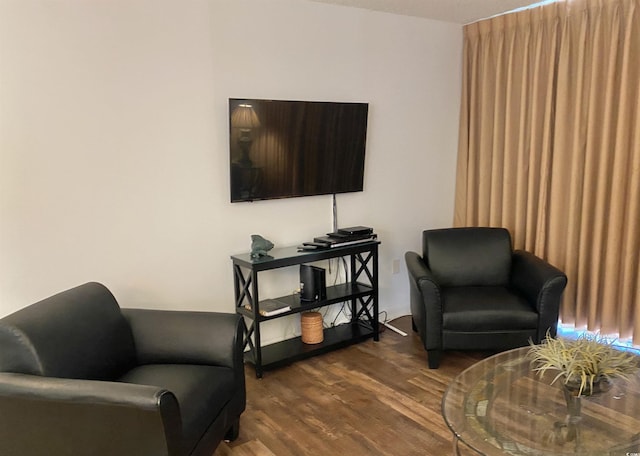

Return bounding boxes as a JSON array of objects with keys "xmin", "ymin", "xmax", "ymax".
[{"xmin": 455, "ymin": 0, "xmax": 640, "ymax": 344}]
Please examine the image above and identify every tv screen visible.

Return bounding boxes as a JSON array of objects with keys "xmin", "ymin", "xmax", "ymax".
[{"xmin": 229, "ymin": 98, "xmax": 368, "ymax": 202}]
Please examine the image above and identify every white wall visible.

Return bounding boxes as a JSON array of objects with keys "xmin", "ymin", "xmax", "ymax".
[{"xmin": 0, "ymin": 0, "xmax": 461, "ymax": 342}]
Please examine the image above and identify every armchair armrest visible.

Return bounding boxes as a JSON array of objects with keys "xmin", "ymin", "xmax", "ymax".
[
  {"xmin": 0, "ymin": 373, "xmax": 182, "ymax": 456},
  {"xmin": 510, "ymin": 250, "xmax": 568, "ymax": 340},
  {"xmin": 122, "ymin": 310, "xmax": 244, "ymax": 371},
  {"xmin": 405, "ymin": 251, "xmax": 442, "ymax": 350}
]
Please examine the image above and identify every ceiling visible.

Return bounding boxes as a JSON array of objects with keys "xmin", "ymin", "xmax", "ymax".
[{"xmin": 307, "ymin": 0, "xmax": 550, "ymax": 24}]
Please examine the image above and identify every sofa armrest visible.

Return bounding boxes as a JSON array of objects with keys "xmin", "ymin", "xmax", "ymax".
[
  {"xmin": 510, "ymin": 251, "xmax": 568, "ymax": 340},
  {"xmin": 123, "ymin": 310, "xmax": 243, "ymax": 371},
  {"xmin": 405, "ymin": 251, "xmax": 442, "ymax": 350},
  {"xmin": 0, "ymin": 373, "xmax": 182, "ymax": 456}
]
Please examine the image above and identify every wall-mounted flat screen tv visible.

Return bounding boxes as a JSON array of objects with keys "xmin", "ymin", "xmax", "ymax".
[{"xmin": 229, "ymin": 98, "xmax": 369, "ymax": 202}]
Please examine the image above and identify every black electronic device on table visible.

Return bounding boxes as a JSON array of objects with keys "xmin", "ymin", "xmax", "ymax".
[
  {"xmin": 299, "ymin": 264, "xmax": 327, "ymax": 302},
  {"xmin": 303, "ymin": 242, "xmax": 329, "ymax": 248},
  {"xmin": 297, "ymin": 243, "xmax": 323, "ymax": 251},
  {"xmin": 313, "ymin": 235, "xmax": 342, "ymax": 245},
  {"xmin": 300, "ymin": 227, "xmax": 376, "ymax": 251},
  {"xmin": 336, "ymin": 226, "xmax": 373, "ymax": 236}
]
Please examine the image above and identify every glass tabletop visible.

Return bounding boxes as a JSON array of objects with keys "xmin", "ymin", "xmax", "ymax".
[{"xmin": 442, "ymin": 347, "xmax": 640, "ymax": 455}]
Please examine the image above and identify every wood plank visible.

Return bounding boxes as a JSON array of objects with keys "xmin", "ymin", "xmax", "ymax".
[{"xmin": 214, "ymin": 316, "xmax": 490, "ymax": 456}]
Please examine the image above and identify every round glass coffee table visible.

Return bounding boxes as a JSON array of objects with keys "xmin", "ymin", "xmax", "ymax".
[{"xmin": 442, "ymin": 347, "xmax": 640, "ymax": 455}]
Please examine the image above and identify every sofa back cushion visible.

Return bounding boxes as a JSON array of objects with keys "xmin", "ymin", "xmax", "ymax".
[
  {"xmin": 423, "ymin": 227, "xmax": 512, "ymax": 287},
  {"xmin": 0, "ymin": 282, "xmax": 136, "ymax": 380}
]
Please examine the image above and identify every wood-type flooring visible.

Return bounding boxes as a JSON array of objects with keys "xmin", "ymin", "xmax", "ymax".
[{"xmin": 213, "ymin": 316, "xmax": 491, "ymax": 456}]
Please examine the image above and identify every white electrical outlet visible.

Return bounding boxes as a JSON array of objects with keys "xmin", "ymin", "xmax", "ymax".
[{"xmin": 392, "ymin": 259, "xmax": 400, "ymax": 274}]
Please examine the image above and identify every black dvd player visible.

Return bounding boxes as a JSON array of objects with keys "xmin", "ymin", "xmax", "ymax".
[{"xmin": 337, "ymin": 226, "xmax": 373, "ymax": 236}]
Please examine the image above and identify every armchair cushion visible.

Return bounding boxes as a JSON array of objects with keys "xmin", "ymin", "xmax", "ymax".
[
  {"xmin": 423, "ymin": 227, "xmax": 512, "ymax": 287},
  {"xmin": 119, "ymin": 364, "xmax": 235, "ymax": 454},
  {"xmin": 442, "ymin": 287, "xmax": 537, "ymax": 331},
  {"xmin": 122, "ymin": 309, "xmax": 240, "ymax": 369}
]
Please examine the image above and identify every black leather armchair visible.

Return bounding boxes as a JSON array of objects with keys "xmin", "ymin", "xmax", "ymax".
[
  {"xmin": 0, "ymin": 282, "xmax": 245, "ymax": 456},
  {"xmin": 405, "ymin": 227, "xmax": 567, "ymax": 368}
]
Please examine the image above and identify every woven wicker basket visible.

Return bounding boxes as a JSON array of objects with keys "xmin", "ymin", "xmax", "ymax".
[{"xmin": 301, "ymin": 311, "xmax": 324, "ymax": 344}]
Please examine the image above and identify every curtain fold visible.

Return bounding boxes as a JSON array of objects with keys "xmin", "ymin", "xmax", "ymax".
[{"xmin": 455, "ymin": 0, "xmax": 640, "ymax": 344}]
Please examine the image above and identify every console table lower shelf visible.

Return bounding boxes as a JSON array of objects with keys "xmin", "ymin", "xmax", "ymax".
[{"xmin": 244, "ymin": 321, "xmax": 375, "ymax": 372}]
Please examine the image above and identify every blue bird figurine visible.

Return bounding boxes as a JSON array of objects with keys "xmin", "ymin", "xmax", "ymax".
[{"xmin": 250, "ymin": 234, "xmax": 274, "ymax": 258}]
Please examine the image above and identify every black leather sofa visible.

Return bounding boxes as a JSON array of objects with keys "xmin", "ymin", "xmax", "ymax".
[
  {"xmin": 0, "ymin": 282, "xmax": 245, "ymax": 456},
  {"xmin": 406, "ymin": 227, "xmax": 567, "ymax": 368}
]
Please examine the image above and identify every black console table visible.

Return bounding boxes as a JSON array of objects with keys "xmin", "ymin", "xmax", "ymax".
[{"xmin": 231, "ymin": 241, "xmax": 380, "ymax": 378}]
